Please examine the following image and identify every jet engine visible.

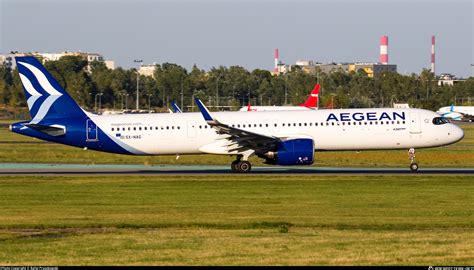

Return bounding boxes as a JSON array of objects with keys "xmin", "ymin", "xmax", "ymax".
[{"xmin": 264, "ymin": 138, "xmax": 314, "ymax": 165}]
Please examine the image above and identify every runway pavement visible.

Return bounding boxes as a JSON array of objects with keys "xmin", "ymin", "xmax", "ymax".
[{"xmin": 0, "ymin": 163, "xmax": 473, "ymax": 175}]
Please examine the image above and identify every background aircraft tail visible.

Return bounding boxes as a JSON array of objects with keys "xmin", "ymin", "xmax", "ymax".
[
  {"xmin": 15, "ymin": 56, "xmax": 86, "ymax": 124},
  {"xmin": 299, "ymin": 84, "xmax": 320, "ymax": 108}
]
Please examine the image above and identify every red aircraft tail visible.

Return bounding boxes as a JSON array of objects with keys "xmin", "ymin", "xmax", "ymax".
[{"xmin": 299, "ymin": 84, "xmax": 320, "ymax": 108}]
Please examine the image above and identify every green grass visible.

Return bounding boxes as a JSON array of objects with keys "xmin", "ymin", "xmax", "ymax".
[
  {"xmin": 0, "ymin": 122, "xmax": 473, "ymax": 167},
  {"xmin": 0, "ymin": 175, "xmax": 472, "ymax": 265}
]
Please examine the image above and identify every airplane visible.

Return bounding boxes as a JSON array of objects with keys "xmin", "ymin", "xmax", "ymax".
[
  {"xmin": 239, "ymin": 84, "xmax": 320, "ymax": 112},
  {"xmin": 10, "ymin": 56, "xmax": 464, "ymax": 173},
  {"xmin": 171, "ymin": 101, "xmax": 182, "ymax": 113},
  {"xmin": 437, "ymin": 105, "xmax": 474, "ymax": 121}
]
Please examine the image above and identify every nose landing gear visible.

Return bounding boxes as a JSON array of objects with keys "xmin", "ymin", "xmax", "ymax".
[{"xmin": 408, "ymin": 148, "xmax": 419, "ymax": 172}]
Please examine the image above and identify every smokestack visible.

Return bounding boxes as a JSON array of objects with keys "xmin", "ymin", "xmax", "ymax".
[
  {"xmin": 431, "ymin": 35, "xmax": 436, "ymax": 75},
  {"xmin": 380, "ymin": 35, "xmax": 388, "ymax": 65},
  {"xmin": 274, "ymin": 48, "xmax": 279, "ymax": 72}
]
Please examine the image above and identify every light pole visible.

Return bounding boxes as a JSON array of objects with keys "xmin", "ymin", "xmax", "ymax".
[
  {"xmin": 125, "ymin": 93, "xmax": 129, "ymax": 110},
  {"xmin": 98, "ymin": 93, "xmax": 103, "ymax": 113},
  {"xmin": 181, "ymin": 75, "xmax": 184, "ymax": 111},
  {"xmin": 329, "ymin": 93, "xmax": 336, "ymax": 109},
  {"xmin": 95, "ymin": 93, "xmax": 103, "ymax": 114},
  {"xmin": 216, "ymin": 74, "xmax": 221, "ymax": 110},
  {"xmin": 284, "ymin": 74, "xmax": 288, "ymax": 105},
  {"xmin": 191, "ymin": 89, "xmax": 200, "ymax": 112},
  {"xmin": 134, "ymin": 59, "xmax": 143, "ymax": 110},
  {"xmin": 148, "ymin": 93, "xmax": 152, "ymax": 110},
  {"xmin": 120, "ymin": 92, "xmax": 124, "ymax": 110}
]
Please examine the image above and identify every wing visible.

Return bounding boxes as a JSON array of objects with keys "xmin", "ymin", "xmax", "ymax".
[{"xmin": 195, "ymin": 98, "xmax": 278, "ymax": 155}]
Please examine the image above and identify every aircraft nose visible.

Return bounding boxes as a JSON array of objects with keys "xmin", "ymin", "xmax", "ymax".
[{"xmin": 449, "ymin": 124, "xmax": 464, "ymax": 143}]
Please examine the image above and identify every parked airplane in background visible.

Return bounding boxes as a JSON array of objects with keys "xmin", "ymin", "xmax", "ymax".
[
  {"xmin": 10, "ymin": 56, "xmax": 464, "ymax": 172},
  {"xmin": 240, "ymin": 84, "xmax": 320, "ymax": 112},
  {"xmin": 437, "ymin": 105, "xmax": 474, "ymax": 121},
  {"xmin": 171, "ymin": 101, "xmax": 182, "ymax": 113}
]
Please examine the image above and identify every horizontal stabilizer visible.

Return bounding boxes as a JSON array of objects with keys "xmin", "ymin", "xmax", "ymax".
[{"xmin": 25, "ymin": 123, "xmax": 66, "ymax": 137}]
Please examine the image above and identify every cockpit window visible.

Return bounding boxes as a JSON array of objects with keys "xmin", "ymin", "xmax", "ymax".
[{"xmin": 432, "ymin": 117, "xmax": 449, "ymax": 125}]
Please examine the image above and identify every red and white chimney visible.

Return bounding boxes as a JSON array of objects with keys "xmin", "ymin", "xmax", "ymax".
[
  {"xmin": 274, "ymin": 48, "xmax": 279, "ymax": 72},
  {"xmin": 431, "ymin": 35, "xmax": 436, "ymax": 74},
  {"xmin": 380, "ymin": 35, "xmax": 388, "ymax": 65}
]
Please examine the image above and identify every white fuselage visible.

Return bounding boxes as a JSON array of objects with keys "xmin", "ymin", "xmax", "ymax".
[
  {"xmin": 90, "ymin": 108, "xmax": 464, "ymax": 155},
  {"xmin": 238, "ymin": 106, "xmax": 313, "ymax": 112}
]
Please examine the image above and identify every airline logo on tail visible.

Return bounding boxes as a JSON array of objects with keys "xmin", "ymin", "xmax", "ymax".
[
  {"xmin": 15, "ymin": 56, "xmax": 85, "ymax": 124},
  {"xmin": 299, "ymin": 84, "xmax": 320, "ymax": 108},
  {"xmin": 17, "ymin": 61, "xmax": 63, "ymax": 124}
]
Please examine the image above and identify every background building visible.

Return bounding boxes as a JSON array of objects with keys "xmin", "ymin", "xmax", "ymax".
[
  {"xmin": 0, "ymin": 51, "xmax": 115, "ymax": 71},
  {"xmin": 138, "ymin": 64, "xmax": 157, "ymax": 77}
]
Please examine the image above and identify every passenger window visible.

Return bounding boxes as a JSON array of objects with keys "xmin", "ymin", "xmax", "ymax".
[
  {"xmin": 331, "ymin": 122, "xmax": 335, "ymax": 126},
  {"xmin": 111, "ymin": 128, "xmax": 114, "ymax": 131},
  {"xmin": 144, "ymin": 127, "xmax": 147, "ymax": 130},
  {"xmin": 166, "ymin": 126, "xmax": 169, "ymax": 130},
  {"xmin": 177, "ymin": 126, "xmax": 180, "ymax": 130},
  {"xmin": 266, "ymin": 124, "xmax": 269, "ymax": 127},
  {"xmin": 274, "ymin": 123, "xmax": 277, "ymax": 127}
]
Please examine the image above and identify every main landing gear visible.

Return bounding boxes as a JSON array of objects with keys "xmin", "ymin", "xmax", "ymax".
[
  {"xmin": 231, "ymin": 156, "xmax": 252, "ymax": 173},
  {"xmin": 408, "ymin": 148, "xmax": 419, "ymax": 172}
]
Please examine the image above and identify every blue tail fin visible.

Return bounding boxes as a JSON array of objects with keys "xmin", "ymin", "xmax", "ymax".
[
  {"xmin": 15, "ymin": 56, "xmax": 86, "ymax": 124},
  {"xmin": 171, "ymin": 101, "xmax": 182, "ymax": 113}
]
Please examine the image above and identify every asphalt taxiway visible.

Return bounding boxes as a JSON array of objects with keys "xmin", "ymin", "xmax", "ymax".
[{"xmin": 0, "ymin": 163, "xmax": 473, "ymax": 175}]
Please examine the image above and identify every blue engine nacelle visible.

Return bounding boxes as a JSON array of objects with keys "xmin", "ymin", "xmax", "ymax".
[{"xmin": 264, "ymin": 138, "xmax": 314, "ymax": 165}]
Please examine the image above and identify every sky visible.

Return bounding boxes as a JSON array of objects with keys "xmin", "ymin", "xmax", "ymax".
[{"xmin": 1, "ymin": 0, "xmax": 473, "ymax": 77}]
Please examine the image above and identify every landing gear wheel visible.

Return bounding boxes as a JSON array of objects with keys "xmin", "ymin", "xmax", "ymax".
[
  {"xmin": 231, "ymin": 160, "xmax": 239, "ymax": 173},
  {"xmin": 238, "ymin": 161, "xmax": 252, "ymax": 173},
  {"xmin": 410, "ymin": 163, "xmax": 419, "ymax": 172}
]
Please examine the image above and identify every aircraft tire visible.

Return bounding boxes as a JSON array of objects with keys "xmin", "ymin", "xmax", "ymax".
[
  {"xmin": 238, "ymin": 161, "xmax": 252, "ymax": 173},
  {"xmin": 231, "ymin": 160, "xmax": 239, "ymax": 173},
  {"xmin": 410, "ymin": 163, "xmax": 419, "ymax": 172}
]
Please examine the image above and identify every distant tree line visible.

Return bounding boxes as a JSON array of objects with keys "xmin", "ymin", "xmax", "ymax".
[{"xmin": 0, "ymin": 55, "xmax": 472, "ymax": 113}]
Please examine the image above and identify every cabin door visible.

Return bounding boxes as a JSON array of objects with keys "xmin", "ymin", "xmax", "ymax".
[
  {"xmin": 86, "ymin": 119, "xmax": 98, "ymax": 141},
  {"xmin": 187, "ymin": 121, "xmax": 197, "ymax": 138},
  {"xmin": 409, "ymin": 112, "xmax": 422, "ymax": 134}
]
